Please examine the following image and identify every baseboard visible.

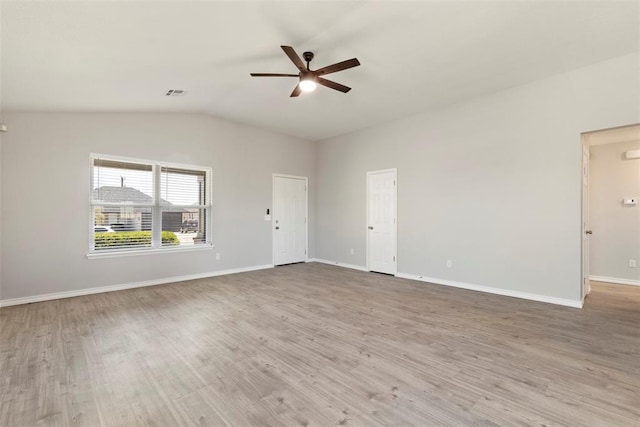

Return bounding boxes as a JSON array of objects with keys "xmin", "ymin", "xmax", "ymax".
[
  {"xmin": 396, "ymin": 272, "xmax": 583, "ymax": 308},
  {"xmin": 307, "ymin": 260, "xmax": 582, "ymax": 308},
  {"xmin": 0, "ymin": 264, "xmax": 274, "ymax": 307},
  {"xmin": 308, "ymin": 258, "xmax": 368, "ymax": 272},
  {"xmin": 590, "ymin": 275, "xmax": 640, "ymax": 287},
  {"xmin": 5, "ymin": 262, "xmax": 584, "ymax": 309}
]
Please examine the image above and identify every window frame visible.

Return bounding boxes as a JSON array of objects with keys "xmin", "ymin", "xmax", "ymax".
[{"xmin": 88, "ymin": 153, "xmax": 213, "ymax": 258}]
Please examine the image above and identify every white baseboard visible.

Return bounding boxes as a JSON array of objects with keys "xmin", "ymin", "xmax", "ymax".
[
  {"xmin": 308, "ymin": 258, "xmax": 368, "ymax": 272},
  {"xmin": 3, "ymin": 261, "xmax": 585, "ymax": 309},
  {"xmin": 590, "ymin": 275, "xmax": 640, "ymax": 287},
  {"xmin": 396, "ymin": 273, "xmax": 583, "ymax": 308},
  {"xmin": 308, "ymin": 260, "xmax": 582, "ymax": 308},
  {"xmin": 0, "ymin": 264, "xmax": 274, "ymax": 307}
]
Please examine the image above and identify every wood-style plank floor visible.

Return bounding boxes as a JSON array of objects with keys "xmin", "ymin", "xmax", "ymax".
[{"xmin": 1, "ymin": 263, "xmax": 639, "ymax": 426}]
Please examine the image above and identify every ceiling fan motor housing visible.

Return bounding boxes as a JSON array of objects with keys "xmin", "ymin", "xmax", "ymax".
[{"xmin": 300, "ymin": 71, "xmax": 316, "ymax": 82}]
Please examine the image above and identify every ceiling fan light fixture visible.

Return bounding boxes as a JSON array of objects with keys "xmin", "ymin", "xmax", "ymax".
[{"xmin": 299, "ymin": 78, "xmax": 317, "ymax": 92}]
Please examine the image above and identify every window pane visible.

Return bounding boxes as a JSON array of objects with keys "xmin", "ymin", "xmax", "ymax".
[
  {"xmin": 93, "ymin": 159, "xmax": 154, "ymax": 205},
  {"xmin": 90, "ymin": 156, "xmax": 211, "ymax": 254},
  {"xmin": 93, "ymin": 207, "xmax": 153, "ymax": 250},
  {"xmin": 161, "ymin": 208, "xmax": 208, "ymax": 247},
  {"xmin": 160, "ymin": 167, "xmax": 207, "ymax": 206}
]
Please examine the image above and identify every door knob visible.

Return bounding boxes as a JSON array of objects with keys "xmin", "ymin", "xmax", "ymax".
[
  {"xmin": 275, "ymin": 226, "xmax": 280, "ymax": 230},
  {"xmin": 585, "ymin": 230, "xmax": 592, "ymax": 235},
  {"xmin": 368, "ymin": 226, "xmax": 374, "ymax": 230}
]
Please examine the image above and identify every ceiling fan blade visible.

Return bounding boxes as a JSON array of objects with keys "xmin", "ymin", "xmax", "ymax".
[
  {"xmin": 317, "ymin": 77, "xmax": 351, "ymax": 93},
  {"xmin": 250, "ymin": 73, "xmax": 299, "ymax": 77},
  {"xmin": 290, "ymin": 85, "xmax": 302, "ymax": 97},
  {"xmin": 281, "ymin": 46, "xmax": 306, "ymax": 72},
  {"xmin": 314, "ymin": 58, "xmax": 360, "ymax": 76}
]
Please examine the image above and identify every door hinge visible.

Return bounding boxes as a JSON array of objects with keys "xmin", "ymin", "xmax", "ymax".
[
  {"xmin": 393, "ymin": 256, "xmax": 396, "ymax": 262},
  {"xmin": 394, "ymin": 180, "xmax": 396, "ymax": 185}
]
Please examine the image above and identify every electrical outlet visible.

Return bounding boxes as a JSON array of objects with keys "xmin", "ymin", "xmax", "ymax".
[
  {"xmin": 216, "ymin": 253, "xmax": 221, "ymax": 260},
  {"xmin": 446, "ymin": 259, "xmax": 453, "ymax": 268},
  {"xmin": 630, "ymin": 259, "xmax": 637, "ymax": 268},
  {"xmin": 350, "ymin": 249, "xmax": 354, "ymax": 255}
]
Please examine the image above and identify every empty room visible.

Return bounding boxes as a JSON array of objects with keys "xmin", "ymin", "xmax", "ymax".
[{"xmin": 1, "ymin": 1, "xmax": 639, "ymax": 426}]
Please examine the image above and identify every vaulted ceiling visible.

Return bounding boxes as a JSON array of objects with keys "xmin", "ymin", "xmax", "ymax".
[{"xmin": 2, "ymin": 1, "xmax": 638, "ymax": 141}]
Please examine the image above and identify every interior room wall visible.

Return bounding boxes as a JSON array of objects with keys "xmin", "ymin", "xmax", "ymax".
[
  {"xmin": 315, "ymin": 53, "xmax": 640, "ymax": 305},
  {"xmin": 589, "ymin": 139, "xmax": 640, "ymax": 284},
  {"xmin": 0, "ymin": 113, "xmax": 316, "ymax": 301}
]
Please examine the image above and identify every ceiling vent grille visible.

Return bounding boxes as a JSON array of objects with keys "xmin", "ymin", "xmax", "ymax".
[{"xmin": 165, "ymin": 89, "xmax": 186, "ymax": 97}]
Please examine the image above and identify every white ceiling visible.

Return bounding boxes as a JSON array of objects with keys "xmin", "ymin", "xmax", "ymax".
[{"xmin": 2, "ymin": 1, "xmax": 638, "ymax": 141}]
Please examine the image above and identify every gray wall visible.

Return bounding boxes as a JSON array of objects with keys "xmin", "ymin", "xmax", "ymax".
[
  {"xmin": 1, "ymin": 113, "xmax": 316, "ymax": 300},
  {"xmin": 590, "ymin": 140, "xmax": 640, "ymax": 282},
  {"xmin": 2, "ymin": 54, "xmax": 638, "ymax": 304},
  {"xmin": 315, "ymin": 53, "xmax": 640, "ymax": 302}
]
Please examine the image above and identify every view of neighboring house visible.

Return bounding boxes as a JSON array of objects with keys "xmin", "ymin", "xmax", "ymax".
[{"xmin": 92, "ymin": 185, "xmax": 199, "ymax": 233}]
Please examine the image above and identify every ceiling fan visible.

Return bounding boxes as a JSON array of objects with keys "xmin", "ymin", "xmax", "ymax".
[{"xmin": 250, "ymin": 46, "xmax": 361, "ymax": 97}]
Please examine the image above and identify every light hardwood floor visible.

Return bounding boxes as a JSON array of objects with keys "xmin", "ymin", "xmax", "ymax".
[{"xmin": 1, "ymin": 263, "xmax": 639, "ymax": 426}]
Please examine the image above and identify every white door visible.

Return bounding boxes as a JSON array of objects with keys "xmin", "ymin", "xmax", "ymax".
[
  {"xmin": 273, "ymin": 175, "xmax": 307, "ymax": 266},
  {"xmin": 367, "ymin": 169, "xmax": 397, "ymax": 275},
  {"xmin": 581, "ymin": 144, "xmax": 591, "ymax": 298}
]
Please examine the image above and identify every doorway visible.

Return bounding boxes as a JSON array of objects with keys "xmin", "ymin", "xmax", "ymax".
[
  {"xmin": 366, "ymin": 169, "xmax": 397, "ymax": 275},
  {"xmin": 272, "ymin": 174, "xmax": 308, "ymax": 266},
  {"xmin": 581, "ymin": 124, "xmax": 640, "ymax": 300}
]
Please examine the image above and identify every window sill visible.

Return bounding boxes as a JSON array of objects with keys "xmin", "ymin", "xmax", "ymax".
[{"xmin": 87, "ymin": 244, "xmax": 214, "ymax": 259}]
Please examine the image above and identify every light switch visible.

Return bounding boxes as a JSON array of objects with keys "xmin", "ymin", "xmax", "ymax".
[
  {"xmin": 264, "ymin": 214, "xmax": 271, "ymax": 221},
  {"xmin": 622, "ymin": 198, "xmax": 637, "ymax": 206}
]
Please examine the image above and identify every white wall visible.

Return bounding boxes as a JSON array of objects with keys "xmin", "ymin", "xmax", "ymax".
[
  {"xmin": 590, "ymin": 140, "xmax": 640, "ymax": 283},
  {"xmin": 316, "ymin": 53, "xmax": 640, "ymax": 303},
  {"xmin": 0, "ymin": 113, "xmax": 315, "ymax": 300}
]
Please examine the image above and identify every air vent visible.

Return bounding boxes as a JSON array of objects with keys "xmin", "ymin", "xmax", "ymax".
[{"xmin": 165, "ymin": 89, "xmax": 186, "ymax": 97}]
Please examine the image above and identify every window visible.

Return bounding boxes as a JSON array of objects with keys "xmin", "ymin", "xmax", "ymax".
[{"xmin": 90, "ymin": 155, "xmax": 212, "ymax": 254}]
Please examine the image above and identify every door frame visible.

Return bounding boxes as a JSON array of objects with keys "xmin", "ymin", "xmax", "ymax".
[
  {"xmin": 580, "ymin": 136, "xmax": 590, "ymax": 300},
  {"xmin": 272, "ymin": 173, "xmax": 308, "ymax": 266},
  {"xmin": 366, "ymin": 168, "xmax": 398, "ymax": 275}
]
